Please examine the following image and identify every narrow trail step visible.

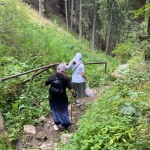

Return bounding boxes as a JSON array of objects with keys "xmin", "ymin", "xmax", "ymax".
[{"xmin": 15, "ymin": 88, "xmax": 102, "ymax": 150}]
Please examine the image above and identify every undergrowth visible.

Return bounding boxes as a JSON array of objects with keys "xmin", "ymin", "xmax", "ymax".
[
  {"xmin": 0, "ymin": 0, "xmax": 118, "ymax": 144},
  {"xmin": 0, "ymin": 0, "xmax": 149, "ymax": 149},
  {"xmin": 60, "ymin": 62, "xmax": 150, "ymax": 150}
]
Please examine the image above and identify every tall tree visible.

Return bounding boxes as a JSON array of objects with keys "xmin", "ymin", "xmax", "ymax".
[
  {"xmin": 70, "ymin": 0, "xmax": 74, "ymax": 30},
  {"xmin": 137, "ymin": 0, "xmax": 146, "ymax": 22},
  {"xmin": 39, "ymin": 0, "xmax": 42, "ymax": 17},
  {"xmin": 91, "ymin": 0, "xmax": 97, "ymax": 50},
  {"xmin": 79, "ymin": 0, "xmax": 82, "ymax": 41},
  {"xmin": 68, "ymin": 0, "xmax": 71, "ymax": 27},
  {"xmin": 148, "ymin": 16, "xmax": 150, "ymax": 36},
  {"xmin": 105, "ymin": 2, "xmax": 113, "ymax": 56},
  {"xmin": 65, "ymin": 0, "xmax": 69, "ymax": 32},
  {"xmin": 43, "ymin": 0, "xmax": 48, "ymax": 16},
  {"xmin": 74, "ymin": 0, "xmax": 79, "ymax": 33}
]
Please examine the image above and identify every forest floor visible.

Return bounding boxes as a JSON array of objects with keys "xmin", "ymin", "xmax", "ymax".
[{"xmin": 15, "ymin": 87, "xmax": 104, "ymax": 150}]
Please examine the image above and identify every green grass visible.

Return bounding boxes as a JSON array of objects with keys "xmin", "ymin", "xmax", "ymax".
[
  {"xmin": 1, "ymin": 0, "xmax": 150, "ymax": 149},
  {"xmin": 0, "ymin": 0, "xmax": 119, "ymax": 144}
]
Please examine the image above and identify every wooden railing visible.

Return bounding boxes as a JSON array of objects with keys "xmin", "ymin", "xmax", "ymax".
[{"xmin": 0, "ymin": 62, "xmax": 107, "ymax": 81}]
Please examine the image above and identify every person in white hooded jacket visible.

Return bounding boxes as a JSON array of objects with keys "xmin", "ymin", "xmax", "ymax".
[{"xmin": 66, "ymin": 53, "xmax": 88, "ymax": 106}]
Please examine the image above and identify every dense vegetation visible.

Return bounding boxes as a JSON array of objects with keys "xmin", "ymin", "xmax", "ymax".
[
  {"xmin": 0, "ymin": 0, "xmax": 150, "ymax": 150},
  {"xmin": 23, "ymin": 0, "xmax": 149, "ymax": 54},
  {"xmin": 61, "ymin": 63, "xmax": 150, "ymax": 150}
]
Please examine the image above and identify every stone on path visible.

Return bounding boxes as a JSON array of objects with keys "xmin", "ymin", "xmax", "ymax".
[
  {"xmin": 61, "ymin": 134, "xmax": 72, "ymax": 144},
  {"xmin": 38, "ymin": 115, "xmax": 46, "ymax": 122},
  {"xmin": 0, "ymin": 111, "xmax": 5, "ymax": 130},
  {"xmin": 40, "ymin": 141, "xmax": 57, "ymax": 150},
  {"xmin": 24, "ymin": 125, "xmax": 36, "ymax": 136}
]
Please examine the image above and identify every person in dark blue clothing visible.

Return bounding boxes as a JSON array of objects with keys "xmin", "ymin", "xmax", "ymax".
[{"xmin": 43, "ymin": 63, "xmax": 76, "ymax": 130}]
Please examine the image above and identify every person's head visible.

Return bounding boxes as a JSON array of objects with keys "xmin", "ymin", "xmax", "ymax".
[
  {"xmin": 72, "ymin": 53, "xmax": 82, "ymax": 64},
  {"xmin": 75, "ymin": 53, "xmax": 82, "ymax": 60},
  {"xmin": 57, "ymin": 63, "xmax": 66, "ymax": 73}
]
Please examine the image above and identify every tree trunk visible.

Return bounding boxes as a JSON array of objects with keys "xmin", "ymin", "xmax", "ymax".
[
  {"xmin": 43, "ymin": 0, "xmax": 48, "ymax": 16},
  {"xmin": 79, "ymin": 0, "xmax": 82, "ymax": 41},
  {"xmin": 68, "ymin": 0, "xmax": 71, "ymax": 28},
  {"xmin": 105, "ymin": 2, "xmax": 113, "ymax": 56},
  {"xmin": 70, "ymin": 0, "xmax": 74, "ymax": 30},
  {"xmin": 74, "ymin": 0, "xmax": 79, "ymax": 33},
  {"xmin": 39, "ymin": 0, "xmax": 42, "ymax": 17},
  {"xmin": 148, "ymin": 16, "xmax": 150, "ymax": 36},
  {"xmin": 138, "ymin": 0, "xmax": 146, "ymax": 8},
  {"xmin": 137, "ymin": 0, "xmax": 146, "ymax": 22},
  {"xmin": 91, "ymin": 0, "xmax": 97, "ymax": 50},
  {"xmin": 65, "ymin": 0, "xmax": 69, "ymax": 32}
]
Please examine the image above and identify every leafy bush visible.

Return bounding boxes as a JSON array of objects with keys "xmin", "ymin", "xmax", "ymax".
[
  {"xmin": 112, "ymin": 40, "xmax": 134, "ymax": 63},
  {"xmin": 60, "ymin": 62, "xmax": 150, "ymax": 150},
  {"xmin": 0, "ymin": 134, "xmax": 14, "ymax": 150},
  {"xmin": 61, "ymin": 95, "xmax": 146, "ymax": 150}
]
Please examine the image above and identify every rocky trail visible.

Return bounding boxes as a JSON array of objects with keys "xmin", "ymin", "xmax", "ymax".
[{"xmin": 15, "ymin": 88, "xmax": 102, "ymax": 150}]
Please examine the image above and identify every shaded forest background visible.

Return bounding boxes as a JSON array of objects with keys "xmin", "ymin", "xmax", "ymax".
[{"xmin": 23, "ymin": 0, "xmax": 150, "ymax": 56}]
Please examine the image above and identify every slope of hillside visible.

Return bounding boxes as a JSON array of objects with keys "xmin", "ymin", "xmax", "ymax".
[
  {"xmin": 1, "ymin": 1, "xmax": 150, "ymax": 150},
  {"xmin": 0, "ymin": 0, "xmax": 119, "ymax": 149}
]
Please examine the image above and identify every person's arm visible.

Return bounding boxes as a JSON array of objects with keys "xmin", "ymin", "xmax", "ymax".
[
  {"xmin": 70, "ymin": 88, "xmax": 78, "ymax": 98},
  {"xmin": 81, "ymin": 64, "xmax": 89, "ymax": 81},
  {"xmin": 43, "ymin": 74, "xmax": 55, "ymax": 86},
  {"xmin": 82, "ymin": 72, "xmax": 89, "ymax": 81},
  {"xmin": 66, "ymin": 61, "xmax": 73, "ymax": 69},
  {"xmin": 67, "ymin": 78, "xmax": 77, "ymax": 96}
]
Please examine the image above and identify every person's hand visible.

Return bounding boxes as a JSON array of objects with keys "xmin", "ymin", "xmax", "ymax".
[
  {"xmin": 72, "ymin": 61, "xmax": 76, "ymax": 65},
  {"xmin": 43, "ymin": 82, "xmax": 46, "ymax": 86},
  {"xmin": 72, "ymin": 92, "xmax": 77, "ymax": 98},
  {"xmin": 86, "ymin": 77, "xmax": 89, "ymax": 81}
]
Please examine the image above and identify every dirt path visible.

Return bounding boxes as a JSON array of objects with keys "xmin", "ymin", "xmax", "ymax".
[{"xmin": 15, "ymin": 88, "xmax": 101, "ymax": 150}]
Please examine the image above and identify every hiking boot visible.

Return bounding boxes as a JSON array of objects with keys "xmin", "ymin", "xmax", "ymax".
[
  {"xmin": 53, "ymin": 124, "xmax": 59, "ymax": 130},
  {"xmin": 74, "ymin": 100, "xmax": 82, "ymax": 106}
]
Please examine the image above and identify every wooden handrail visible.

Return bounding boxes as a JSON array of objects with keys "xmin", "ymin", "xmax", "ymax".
[
  {"xmin": 0, "ymin": 62, "xmax": 107, "ymax": 81},
  {"xmin": 0, "ymin": 63, "xmax": 59, "ymax": 81},
  {"xmin": 84, "ymin": 62, "xmax": 107, "ymax": 74}
]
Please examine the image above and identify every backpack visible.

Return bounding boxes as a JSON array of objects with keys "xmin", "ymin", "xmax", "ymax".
[{"xmin": 49, "ymin": 77, "xmax": 63, "ymax": 97}]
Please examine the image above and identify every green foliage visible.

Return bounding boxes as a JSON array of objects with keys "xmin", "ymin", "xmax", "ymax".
[
  {"xmin": 134, "ymin": 3, "xmax": 150, "ymax": 19},
  {"xmin": 116, "ymin": 62, "xmax": 150, "ymax": 89},
  {"xmin": 1, "ymin": 0, "xmax": 150, "ymax": 149},
  {"xmin": 97, "ymin": 0, "xmax": 136, "ymax": 49},
  {"xmin": 66, "ymin": 117, "xmax": 137, "ymax": 150},
  {"xmin": 0, "ymin": 0, "xmax": 118, "ymax": 144},
  {"xmin": 2, "ymin": 78, "xmax": 50, "ymax": 141},
  {"xmin": 138, "ymin": 39, "xmax": 150, "ymax": 59},
  {"xmin": 0, "ymin": 134, "xmax": 14, "ymax": 150},
  {"xmin": 60, "ymin": 61, "xmax": 150, "ymax": 150},
  {"xmin": 112, "ymin": 40, "xmax": 134, "ymax": 63},
  {"xmin": 120, "ymin": 102, "xmax": 136, "ymax": 116},
  {"xmin": 61, "ymin": 94, "xmax": 145, "ymax": 150}
]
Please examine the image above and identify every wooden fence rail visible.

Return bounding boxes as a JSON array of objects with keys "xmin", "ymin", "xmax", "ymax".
[{"xmin": 0, "ymin": 62, "xmax": 107, "ymax": 81}]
